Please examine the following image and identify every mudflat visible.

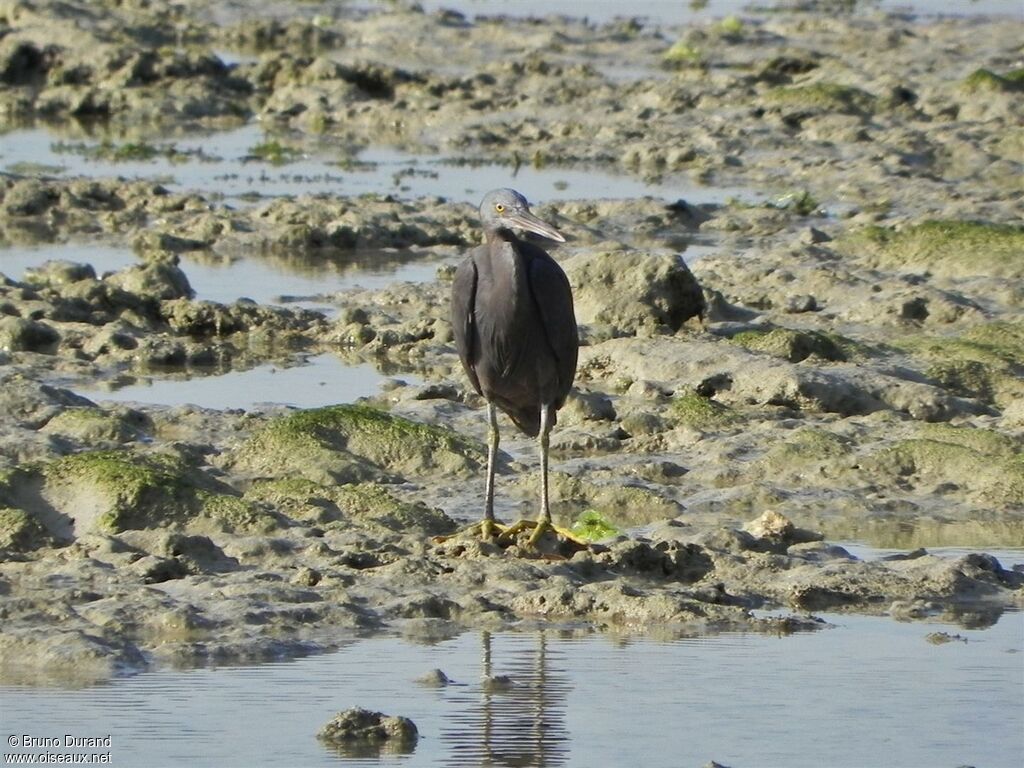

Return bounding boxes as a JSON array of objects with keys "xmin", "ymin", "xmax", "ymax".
[{"xmin": 0, "ymin": 0, "xmax": 1021, "ymax": 684}]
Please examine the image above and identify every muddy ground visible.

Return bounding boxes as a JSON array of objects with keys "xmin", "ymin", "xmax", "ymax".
[{"xmin": 0, "ymin": 0, "xmax": 1022, "ymax": 685}]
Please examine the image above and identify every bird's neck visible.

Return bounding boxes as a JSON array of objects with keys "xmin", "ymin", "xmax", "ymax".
[{"xmin": 486, "ymin": 228, "xmax": 520, "ymax": 247}]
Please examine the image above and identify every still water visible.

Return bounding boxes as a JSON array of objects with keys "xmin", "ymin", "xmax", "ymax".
[
  {"xmin": 0, "ymin": 242, "xmax": 443, "ymax": 311},
  {"xmin": 1, "ymin": 613, "xmax": 1021, "ymax": 768},
  {"xmin": 0, "ymin": 123, "xmax": 756, "ymax": 207},
  {"xmin": 72, "ymin": 354, "xmax": 412, "ymax": 410}
]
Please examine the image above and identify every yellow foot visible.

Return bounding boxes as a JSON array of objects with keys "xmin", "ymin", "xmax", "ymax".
[
  {"xmin": 499, "ymin": 518, "xmax": 590, "ymax": 550},
  {"xmin": 432, "ymin": 518, "xmax": 508, "ymax": 544}
]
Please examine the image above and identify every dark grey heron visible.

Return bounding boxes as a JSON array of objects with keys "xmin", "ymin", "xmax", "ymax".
[{"xmin": 451, "ymin": 189, "xmax": 579, "ymax": 547}]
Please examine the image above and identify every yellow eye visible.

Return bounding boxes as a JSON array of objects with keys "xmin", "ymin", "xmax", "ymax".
[{"xmin": 495, "ymin": 203, "xmax": 505, "ymax": 213}]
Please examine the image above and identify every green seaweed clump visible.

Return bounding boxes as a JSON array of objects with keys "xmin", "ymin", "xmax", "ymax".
[
  {"xmin": 837, "ymin": 220, "xmax": 1024, "ymax": 279},
  {"xmin": 0, "ymin": 507, "xmax": 50, "ymax": 553},
  {"xmin": 866, "ymin": 428, "xmax": 1024, "ymax": 507},
  {"xmin": 755, "ymin": 428, "xmax": 852, "ymax": 483},
  {"xmin": 764, "ymin": 83, "xmax": 877, "ymax": 115},
  {"xmin": 729, "ymin": 328, "xmax": 848, "ymax": 362},
  {"xmin": 571, "ymin": 510, "xmax": 622, "ymax": 542},
  {"xmin": 42, "ymin": 407, "xmax": 146, "ymax": 444},
  {"xmin": 43, "ymin": 450, "xmax": 253, "ymax": 534},
  {"xmin": 45, "ymin": 451, "xmax": 195, "ymax": 533},
  {"xmin": 960, "ymin": 68, "xmax": 1024, "ymax": 94},
  {"xmin": 769, "ymin": 189, "xmax": 820, "ymax": 216},
  {"xmin": 892, "ymin": 321, "xmax": 1024, "ymax": 407},
  {"xmin": 199, "ymin": 492, "xmax": 278, "ymax": 535},
  {"xmin": 249, "ymin": 140, "xmax": 304, "ymax": 165},
  {"xmin": 671, "ymin": 391, "xmax": 737, "ymax": 428},
  {"xmin": 244, "ymin": 477, "xmax": 455, "ymax": 534},
  {"xmin": 233, "ymin": 405, "xmax": 484, "ymax": 485},
  {"xmin": 662, "ymin": 41, "xmax": 704, "ymax": 67}
]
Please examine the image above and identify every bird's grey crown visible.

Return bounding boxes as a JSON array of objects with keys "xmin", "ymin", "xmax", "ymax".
[
  {"xmin": 477, "ymin": 188, "xmax": 564, "ymax": 243},
  {"xmin": 479, "ymin": 188, "xmax": 529, "ymax": 231}
]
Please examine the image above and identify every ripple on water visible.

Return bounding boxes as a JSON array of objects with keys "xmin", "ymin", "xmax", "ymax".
[{"xmin": 1, "ymin": 614, "xmax": 1021, "ymax": 768}]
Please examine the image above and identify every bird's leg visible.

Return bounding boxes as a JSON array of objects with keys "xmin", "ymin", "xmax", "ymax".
[
  {"xmin": 481, "ymin": 402, "xmax": 501, "ymax": 540},
  {"xmin": 432, "ymin": 403, "xmax": 507, "ymax": 544},
  {"xmin": 526, "ymin": 405, "xmax": 554, "ymax": 546}
]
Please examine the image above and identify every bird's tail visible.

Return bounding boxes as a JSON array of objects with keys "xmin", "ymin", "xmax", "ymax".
[{"xmin": 506, "ymin": 405, "xmax": 556, "ymax": 438}]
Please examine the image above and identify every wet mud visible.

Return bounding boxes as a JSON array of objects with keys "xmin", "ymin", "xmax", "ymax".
[{"xmin": 0, "ymin": 0, "xmax": 1021, "ymax": 683}]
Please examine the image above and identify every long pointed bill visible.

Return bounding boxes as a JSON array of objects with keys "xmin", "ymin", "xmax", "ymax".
[{"xmin": 506, "ymin": 210, "xmax": 566, "ymax": 243}]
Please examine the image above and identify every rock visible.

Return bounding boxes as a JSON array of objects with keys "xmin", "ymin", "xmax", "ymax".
[
  {"xmin": 22, "ymin": 260, "xmax": 97, "ymax": 286},
  {"xmin": 21, "ymin": 449, "xmax": 274, "ymax": 540},
  {"xmin": 229, "ymin": 404, "xmax": 484, "ymax": 485},
  {"xmin": 594, "ymin": 539, "xmax": 714, "ymax": 582},
  {"xmin": 291, "ymin": 566, "xmax": 322, "ymax": 586},
  {"xmin": 1, "ymin": 178, "xmax": 59, "ymax": 216},
  {"xmin": 0, "ymin": 507, "xmax": 52, "ymax": 553},
  {"xmin": 743, "ymin": 510, "xmax": 823, "ymax": 547},
  {"xmin": 728, "ymin": 327, "xmax": 847, "ymax": 363},
  {"xmin": 560, "ymin": 390, "xmax": 616, "ymax": 425},
  {"xmin": 835, "ymin": 220, "xmax": 1024, "ymax": 279},
  {"xmin": 566, "ymin": 250, "xmax": 705, "ymax": 336},
  {"xmin": 0, "ymin": 317, "xmax": 59, "ymax": 353},
  {"xmin": 800, "ymin": 227, "xmax": 832, "ymax": 245},
  {"xmin": 317, "ymin": 708, "xmax": 418, "ymax": 756},
  {"xmin": 784, "ymin": 294, "xmax": 818, "ymax": 313},
  {"xmin": 41, "ymin": 406, "xmax": 150, "ymax": 445},
  {"xmin": 105, "ymin": 260, "xmax": 193, "ymax": 301},
  {"xmin": 414, "ymin": 668, "xmax": 452, "ymax": 686},
  {"xmin": 763, "ymin": 82, "xmax": 878, "ymax": 117}
]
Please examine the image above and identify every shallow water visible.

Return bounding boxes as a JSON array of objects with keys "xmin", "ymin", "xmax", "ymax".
[
  {"xmin": 73, "ymin": 353, "xmax": 416, "ymax": 411},
  {"xmin": 1, "ymin": 610, "xmax": 1021, "ymax": 768},
  {"xmin": 0, "ymin": 124, "xmax": 759, "ymax": 207},
  {"xmin": 0, "ymin": 242, "xmax": 443, "ymax": 310},
  {"xmin": 841, "ymin": 542, "xmax": 1024, "ymax": 568},
  {"xmin": 1, "ymin": 242, "xmax": 434, "ymax": 408}
]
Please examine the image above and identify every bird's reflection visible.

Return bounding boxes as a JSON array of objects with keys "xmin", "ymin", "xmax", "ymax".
[{"xmin": 441, "ymin": 631, "xmax": 571, "ymax": 767}]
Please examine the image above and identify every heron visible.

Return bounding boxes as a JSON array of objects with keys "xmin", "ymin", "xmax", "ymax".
[{"xmin": 451, "ymin": 188, "xmax": 579, "ymax": 547}]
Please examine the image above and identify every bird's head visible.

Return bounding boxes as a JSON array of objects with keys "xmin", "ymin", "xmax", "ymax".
[{"xmin": 479, "ymin": 188, "xmax": 565, "ymax": 243}]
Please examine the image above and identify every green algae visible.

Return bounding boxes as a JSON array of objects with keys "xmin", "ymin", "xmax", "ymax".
[
  {"xmin": 543, "ymin": 474, "xmax": 683, "ymax": 527},
  {"xmin": 233, "ymin": 404, "xmax": 484, "ymax": 484},
  {"xmin": 866, "ymin": 429, "xmax": 1024, "ymax": 508},
  {"xmin": 718, "ymin": 16, "xmax": 745, "ymax": 37},
  {"xmin": 571, "ymin": 510, "xmax": 622, "ymax": 542},
  {"xmin": 42, "ymin": 407, "xmax": 145, "ymax": 444},
  {"xmin": 960, "ymin": 68, "xmax": 1024, "ymax": 94},
  {"xmin": 0, "ymin": 507, "xmax": 50, "ymax": 553},
  {"xmin": 662, "ymin": 41, "xmax": 704, "ymax": 67},
  {"xmin": 728, "ymin": 328, "xmax": 849, "ymax": 362},
  {"xmin": 891, "ymin": 321, "xmax": 1024, "ymax": 407},
  {"xmin": 755, "ymin": 428, "xmax": 853, "ymax": 481},
  {"xmin": 671, "ymin": 390, "xmax": 738, "ymax": 429},
  {"xmin": 44, "ymin": 451, "xmax": 194, "ymax": 533},
  {"xmin": 198, "ymin": 492, "xmax": 278, "ymax": 534},
  {"xmin": 917, "ymin": 423, "xmax": 1021, "ymax": 459},
  {"xmin": 244, "ymin": 477, "xmax": 455, "ymax": 534},
  {"xmin": 764, "ymin": 83, "xmax": 877, "ymax": 115},
  {"xmin": 333, "ymin": 483, "xmax": 455, "ymax": 534},
  {"xmin": 768, "ymin": 189, "xmax": 820, "ymax": 216},
  {"xmin": 248, "ymin": 140, "xmax": 303, "ymax": 165},
  {"xmin": 41, "ymin": 450, "xmax": 261, "ymax": 535},
  {"xmin": 837, "ymin": 220, "xmax": 1024, "ymax": 279}
]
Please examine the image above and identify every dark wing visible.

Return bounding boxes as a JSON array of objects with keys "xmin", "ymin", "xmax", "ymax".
[
  {"xmin": 527, "ymin": 250, "xmax": 579, "ymax": 405},
  {"xmin": 450, "ymin": 255, "xmax": 483, "ymax": 397}
]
